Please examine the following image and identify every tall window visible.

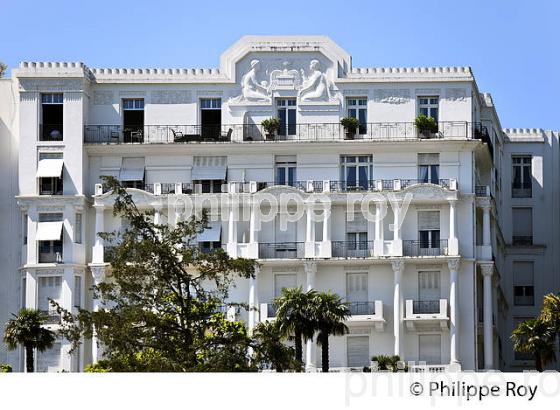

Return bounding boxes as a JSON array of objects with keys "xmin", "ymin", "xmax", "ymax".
[
  {"xmin": 276, "ymin": 99, "xmax": 297, "ymax": 138},
  {"xmin": 122, "ymin": 98, "xmax": 144, "ymax": 142},
  {"xmin": 38, "ymin": 276, "xmax": 62, "ymax": 321},
  {"xmin": 347, "ymin": 98, "xmax": 367, "ymax": 135},
  {"xmin": 37, "ymin": 213, "xmax": 64, "ymax": 263},
  {"xmin": 36, "ymin": 342, "xmax": 62, "ymax": 373},
  {"xmin": 418, "ymin": 334, "xmax": 441, "ymax": 364},
  {"xmin": 418, "ymin": 96, "xmax": 439, "ymax": 121},
  {"xmin": 513, "ymin": 261, "xmax": 534, "ymax": 306},
  {"xmin": 38, "ymin": 152, "xmax": 64, "ymax": 195},
  {"xmin": 418, "ymin": 211, "xmax": 440, "ymax": 251},
  {"xmin": 74, "ymin": 275, "xmax": 82, "ymax": 308},
  {"xmin": 275, "ymin": 155, "xmax": 296, "ymax": 186},
  {"xmin": 418, "ymin": 153, "xmax": 439, "ymax": 184},
  {"xmin": 418, "ymin": 271, "xmax": 441, "ymax": 301},
  {"xmin": 512, "ymin": 207, "xmax": 532, "ymax": 245},
  {"xmin": 340, "ymin": 155, "xmax": 373, "ymax": 190},
  {"xmin": 274, "ymin": 274, "xmax": 297, "ymax": 298},
  {"xmin": 75, "ymin": 213, "xmax": 82, "ymax": 244},
  {"xmin": 347, "ymin": 335, "xmax": 370, "ymax": 368},
  {"xmin": 346, "ymin": 212, "xmax": 369, "ymax": 256},
  {"xmin": 200, "ymin": 98, "xmax": 222, "ymax": 140},
  {"xmin": 512, "ymin": 156, "xmax": 532, "ymax": 198},
  {"xmin": 346, "ymin": 272, "xmax": 368, "ymax": 315},
  {"xmin": 41, "ymin": 93, "xmax": 63, "ymax": 141}
]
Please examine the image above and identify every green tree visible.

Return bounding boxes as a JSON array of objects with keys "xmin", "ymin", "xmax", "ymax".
[
  {"xmin": 252, "ymin": 321, "xmax": 300, "ymax": 372},
  {"xmin": 3, "ymin": 308, "xmax": 56, "ymax": 372},
  {"xmin": 56, "ymin": 176, "xmax": 257, "ymax": 371},
  {"xmin": 274, "ymin": 287, "xmax": 316, "ymax": 370},
  {"xmin": 511, "ymin": 318, "xmax": 556, "ymax": 372},
  {"xmin": 540, "ymin": 293, "xmax": 560, "ymax": 333},
  {"xmin": 0, "ymin": 62, "xmax": 7, "ymax": 78},
  {"xmin": 312, "ymin": 292, "xmax": 349, "ymax": 372}
]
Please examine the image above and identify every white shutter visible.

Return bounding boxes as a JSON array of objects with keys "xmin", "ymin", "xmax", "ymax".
[
  {"xmin": 196, "ymin": 222, "xmax": 222, "ymax": 242},
  {"xmin": 347, "ymin": 336, "xmax": 370, "ymax": 368},
  {"xmin": 38, "ymin": 276, "xmax": 62, "ymax": 313},
  {"xmin": 346, "ymin": 212, "xmax": 367, "ymax": 233},
  {"xmin": 192, "ymin": 156, "xmax": 227, "ymax": 180},
  {"xmin": 37, "ymin": 342, "xmax": 62, "ymax": 373},
  {"xmin": 274, "ymin": 274, "xmax": 297, "ymax": 297},
  {"xmin": 418, "ymin": 271, "xmax": 440, "ymax": 300},
  {"xmin": 276, "ymin": 217, "xmax": 297, "ymax": 243},
  {"xmin": 119, "ymin": 157, "xmax": 145, "ymax": 181},
  {"xmin": 36, "ymin": 221, "xmax": 63, "ymax": 241},
  {"xmin": 418, "ymin": 211, "xmax": 440, "ymax": 230},
  {"xmin": 346, "ymin": 273, "xmax": 368, "ymax": 302},
  {"xmin": 74, "ymin": 276, "xmax": 82, "ymax": 308},
  {"xmin": 512, "ymin": 208, "xmax": 532, "ymax": 236},
  {"xmin": 513, "ymin": 262, "xmax": 534, "ymax": 286},
  {"xmin": 419, "ymin": 334, "xmax": 441, "ymax": 364},
  {"xmin": 418, "ymin": 153, "xmax": 439, "ymax": 165},
  {"xmin": 36, "ymin": 159, "xmax": 64, "ymax": 178}
]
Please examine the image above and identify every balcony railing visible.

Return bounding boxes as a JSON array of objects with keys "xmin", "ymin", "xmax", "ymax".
[
  {"xmin": 39, "ymin": 310, "xmax": 61, "ymax": 325},
  {"xmin": 512, "ymin": 236, "xmax": 533, "ymax": 246},
  {"xmin": 403, "ymin": 240, "xmax": 448, "ymax": 257},
  {"xmin": 475, "ymin": 185, "xmax": 489, "ymax": 197},
  {"xmin": 412, "ymin": 300, "xmax": 441, "ymax": 314},
  {"xmin": 84, "ymin": 122, "xmax": 477, "ymax": 144},
  {"xmin": 347, "ymin": 301, "xmax": 376, "ymax": 316},
  {"xmin": 258, "ymin": 242, "xmax": 305, "ymax": 259},
  {"xmin": 332, "ymin": 241, "xmax": 374, "ymax": 258},
  {"xmin": 511, "ymin": 184, "xmax": 532, "ymax": 198},
  {"xmin": 400, "ymin": 179, "xmax": 451, "ymax": 189},
  {"xmin": 329, "ymin": 180, "xmax": 377, "ymax": 192}
]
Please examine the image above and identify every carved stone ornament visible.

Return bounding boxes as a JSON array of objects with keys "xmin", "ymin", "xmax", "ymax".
[
  {"xmin": 448, "ymin": 258, "xmax": 461, "ymax": 272},
  {"xmin": 93, "ymin": 91, "xmax": 114, "ymax": 105},
  {"xmin": 373, "ymin": 89, "xmax": 411, "ymax": 104},
  {"xmin": 391, "ymin": 259, "xmax": 405, "ymax": 273},
  {"xmin": 151, "ymin": 90, "xmax": 192, "ymax": 104},
  {"xmin": 446, "ymin": 88, "xmax": 467, "ymax": 101},
  {"xmin": 480, "ymin": 263, "xmax": 494, "ymax": 277},
  {"xmin": 303, "ymin": 260, "xmax": 317, "ymax": 275}
]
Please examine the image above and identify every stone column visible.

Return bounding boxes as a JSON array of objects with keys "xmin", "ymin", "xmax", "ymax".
[
  {"xmin": 249, "ymin": 199, "xmax": 259, "ymax": 258},
  {"xmin": 90, "ymin": 266, "xmax": 106, "ymax": 363},
  {"xmin": 392, "ymin": 203, "xmax": 402, "ymax": 256},
  {"xmin": 248, "ymin": 265, "xmax": 259, "ymax": 334},
  {"xmin": 448, "ymin": 258, "xmax": 461, "ymax": 365},
  {"xmin": 304, "ymin": 261, "xmax": 317, "ymax": 371},
  {"xmin": 482, "ymin": 205, "xmax": 491, "ymax": 246},
  {"xmin": 391, "ymin": 260, "xmax": 404, "ymax": 357},
  {"xmin": 374, "ymin": 202, "xmax": 384, "ymax": 256},
  {"xmin": 448, "ymin": 200, "xmax": 459, "ymax": 255},
  {"xmin": 481, "ymin": 263, "xmax": 494, "ymax": 370},
  {"xmin": 92, "ymin": 205, "xmax": 104, "ymax": 264},
  {"xmin": 227, "ymin": 203, "xmax": 238, "ymax": 257},
  {"xmin": 322, "ymin": 204, "xmax": 331, "ymax": 242}
]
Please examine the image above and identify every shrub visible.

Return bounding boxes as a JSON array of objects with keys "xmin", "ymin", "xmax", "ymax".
[
  {"xmin": 261, "ymin": 118, "xmax": 280, "ymax": 135},
  {"xmin": 340, "ymin": 117, "xmax": 360, "ymax": 133},
  {"xmin": 1, "ymin": 364, "xmax": 12, "ymax": 373},
  {"xmin": 414, "ymin": 114, "xmax": 438, "ymax": 133}
]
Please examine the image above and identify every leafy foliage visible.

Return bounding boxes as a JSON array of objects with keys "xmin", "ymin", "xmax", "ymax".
[
  {"xmin": 0, "ymin": 62, "xmax": 6, "ymax": 78},
  {"xmin": 252, "ymin": 321, "xmax": 301, "ymax": 372},
  {"xmin": 261, "ymin": 118, "xmax": 280, "ymax": 134},
  {"xmin": 414, "ymin": 114, "xmax": 438, "ymax": 133},
  {"xmin": 56, "ymin": 176, "xmax": 257, "ymax": 372},
  {"xmin": 3, "ymin": 308, "xmax": 56, "ymax": 372},
  {"xmin": 511, "ymin": 318, "xmax": 556, "ymax": 372},
  {"xmin": 1, "ymin": 364, "xmax": 12, "ymax": 373},
  {"xmin": 371, "ymin": 355, "xmax": 407, "ymax": 372},
  {"xmin": 340, "ymin": 117, "xmax": 359, "ymax": 133}
]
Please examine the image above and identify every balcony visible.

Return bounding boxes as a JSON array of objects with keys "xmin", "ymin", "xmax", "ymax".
[
  {"xmin": 402, "ymin": 240, "xmax": 449, "ymax": 257},
  {"xmin": 332, "ymin": 241, "xmax": 374, "ymax": 258},
  {"xmin": 346, "ymin": 300, "xmax": 385, "ymax": 330},
  {"xmin": 84, "ymin": 121, "xmax": 477, "ymax": 144},
  {"xmin": 258, "ymin": 242, "xmax": 305, "ymax": 259},
  {"xmin": 404, "ymin": 299, "xmax": 448, "ymax": 331}
]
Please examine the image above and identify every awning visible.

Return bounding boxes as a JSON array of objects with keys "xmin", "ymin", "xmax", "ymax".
[
  {"xmin": 191, "ymin": 156, "xmax": 227, "ymax": 180},
  {"xmin": 196, "ymin": 222, "xmax": 222, "ymax": 242},
  {"xmin": 119, "ymin": 157, "xmax": 145, "ymax": 181},
  {"xmin": 36, "ymin": 221, "xmax": 63, "ymax": 241},
  {"xmin": 36, "ymin": 159, "xmax": 64, "ymax": 178}
]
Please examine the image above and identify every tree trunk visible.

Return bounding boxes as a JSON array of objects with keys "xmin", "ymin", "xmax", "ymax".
[
  {"xmin": 535, "ymin": 354, "xmax": 544, "ymax": 372},
  {"xmin": 25, "ymin": 345, "xmax": 34, "ymax": 373},
  {"xmin": 294, "ymin": 329, "xmax": 303, "ymax": 371},
  {"xmin": 321, "ymin": 333, "xmax": 329, "ymax": 373}
]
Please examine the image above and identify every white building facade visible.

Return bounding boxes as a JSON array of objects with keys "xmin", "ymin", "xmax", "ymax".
[{"xmin": 1, "ymin": 35, "xmax": 555, "ymax": 372}]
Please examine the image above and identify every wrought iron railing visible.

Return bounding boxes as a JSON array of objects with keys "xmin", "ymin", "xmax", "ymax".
[
  {"xmin": 348, "ymin": 301, "xmax": 376, "ymax": 316},
  {"xmin": 39, "ymin": 310, "xmax": 61, "ymax": 325},
  {"xmin": 84, "ymin": 121, "xmax": 476, "ymax": 144},
  {"xmin": 475, "ymin": 185, "xmax": 489, "ymax": 196},
  {"xmin": 412, "ymin": 300, "xmax": 441, "ymax": 314},
  {"xmin": 512, "ymin": 236, "xmax": 533, "ymax": 246},
  {"xmin": 400, "ymin": 179, "xmax": 451, "ymax": 189},
  {"xmin": 258, "ymin": 242, "xmax": 305, "ymax": 259},
  {"xmin": 332, "ymin": 241, "xmax": 374, "ymax": 258},
  {"xmin": 403, "ymin": 240, "xmax": 448, "ymax": 257}
]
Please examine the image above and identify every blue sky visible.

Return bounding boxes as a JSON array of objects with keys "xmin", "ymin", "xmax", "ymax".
[{"xmin": 1, "ymin": 0, "xmax": 558, "ymax": 129}]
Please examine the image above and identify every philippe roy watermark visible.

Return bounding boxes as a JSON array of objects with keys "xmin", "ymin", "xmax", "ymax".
[{"xmin": 167, "ymin": 191, "xmax": 414, "ymax": 231}]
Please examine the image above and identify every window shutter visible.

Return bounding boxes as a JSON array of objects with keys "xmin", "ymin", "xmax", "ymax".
[
  {"xmin": 418, "ymin": 211, "xmax": 440, "ymax": 230},
  {"xmin": 346, "ymin": 273, "xmax": 368, "ymax": 302},
  {"xmin": 512, "ymin": 208, "xmax": 532, "ymax": 236},
  {"xmin": 346, "ymin": 212, "xmax": 367, "ymax": 232},
  {"xmin": 347, "ymin": 336, "xmax": 370, "ymax": 368},
  {"xmin": 276, "ymin": 217, "xmax": 297, "ymax": 243},
  {"xmin": 38, "ymin": 276, "xmax": 62, "ymax": 312},
  {"xmin": 37, "ymin": 342, "xmax": 61, "ymax": 373},
  {"xmin": 513, "ymin": 262, "xmax": 534, "ymax": 286},
  {"xmin": 418, "ymin": 334, "xmax": 441, "ymax": 364},
  {"xmin": 418, "ymin": 153, "xmax": 439, "ymax": 165},
  {"xmin": 418, "ymin": 271, "xmax": 440, "ymax": 300},
  {"xmin": 274, "ymin": 274, "xmax": 297, "ymax": 297}
]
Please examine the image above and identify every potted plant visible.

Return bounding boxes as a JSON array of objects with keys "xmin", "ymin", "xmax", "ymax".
[
  {"xmin": 261, "ymin": 118, "xmax": 280, "ymax": 141},
  {"xmin": 340, "ymin": 117, "xmax": 360, "ymax": 140},
  {"xmin": 415, "ymin": 114, "xmax": 438, "ymax": 138}
]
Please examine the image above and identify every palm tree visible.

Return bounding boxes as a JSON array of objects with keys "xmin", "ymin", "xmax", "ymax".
[
  {"xmin": 312, "ymin": 292, "xmax": 350, "ymax": 372},
  {"xmin": 3, "ymin": 309, "xmax": 56, "ymax": 372},
  {"xmin": 252, "ymin": 321, "xmax": 299, "ymax": 372},
  {"xmin": 511, "ymin": 318, "xmax": 556, "ymax": 372},
  {"xmin": 274, "ymin": 287, "xmax": 316, "ymax": 370},
  {"xmin": 371, "ymin": 355, "xmax": 406, "ymax": 372},
  {"xmin": 540, "ymin": 293, "xmax": 560, "ymax": 333}
]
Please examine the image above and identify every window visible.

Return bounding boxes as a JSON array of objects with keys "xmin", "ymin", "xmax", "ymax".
[
  {"xmin": 347, "ymin": 336, "xmax": 370, "ymax": 368},
  {"xmin": 341, "ymin": 155, "xmax": 373, "ymax": 190},
  {"xmin": 346, "ymin": 273, "xmax": 368, "ymax": 315},
  {"xmin": 119, "ymin": 157, "xmax": 145, "ymax": 189},
  {"xmin": 75, "ymin": 213, "xmax": 82, "ymax": 244},
  {"xmin": 512, "ymin": 156, "xmax": 532, "ymax": 198},
  {"xmin": 276, "ymin": 98, "xmax": 297, "ymax": 137},
  {"xmin": 418, "ymin": 334, "xmax": 441, "ymax": 364},
  {"xmin": 418, "ymin": 211, "xmax": 440, "ymax": 251},
  {"xmin": 274, "ymin": 274, "xmax": 297, "ymax": 298},
  {"xmin": 200, "ymin": 98, "xmax": 222, "ymax": 140},
  {"xmin": 23, "ymin": 213, "xmax": 28, "ymax": 245},
  {"xmin": 196, "ymin": 221, "xmax": 222, "ymax": 253},
  {"xmin": 418, "ymin": 153, "xmax": 440, "ymax": 184},
  {"xmin": 418, "ymin": 271, "xmax": 441, "ymax": 302},
  {"xmin": 513, "ymin": 262, "xmax": 534, "ymax": 306},
  {"xmin": 347, "ymin": 98, "xmax": 367, "ymax": 135},
  {"xmin": 275, "ymin": 155, "xmax": 296, "ymax": 187},
  {"xmin": 37, "ymin": 152, "xmax": 64, "ymax": 195},
  {"xmin": 37, "ymin": 213, "xmax": 64, "ymax": 263},
  {"xmin": 418, "ymin": 96, "xmax": 439, "ymax": 122},
  {"xmin": 512, "ymin": 207, "xmax": 532, "ymax": 245},
  {"xmin": 21, "ymin": 277, "xmax": 26, "ymax": 308},
  {"xmin": 41, "ymin": 93, "xmax": 63, "ymax": 141},
  {"xmin": 192, "ymin": 156, "xmax": 227, "ymax": 193},
  {"xmin": 122, "ymin": 98, "xmax": 144, "ymax": 142},
  {"xmin": 38, "ymin": 276, "xmax": 62, "ymax": 322},
  {"xmin": 36, "ymin": 342, "xmax": 62, "ymax": 373},
  {"xmin": 74, "ymin": 276, "xmax": 82, "ymax": 308}
]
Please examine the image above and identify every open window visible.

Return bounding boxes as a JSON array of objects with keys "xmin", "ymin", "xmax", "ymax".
[
  {"xmin": 192, "ymin": 156, "xmax": 226, "ymax": 193},
  {"xmin": 122, "ymin": 99, "xmax": 144, "ymax": 142},
  {"xmin": 37, "ymin": 152, "xmax": 63, "ymax": 195},
  {"xmin": 119, "ymin": 157, "xmax": 145, "ymax": 189},
  {"xmin": 418, "ymin": 153, "xmax": 439, "ymax": 184},
  {"xmin": 40, "ymin": 93, "xmax": 63, "ymax": 141},
  {"xmin": 196, "ymin": 221, "xmax": 222, "ymax": 253},
  {"xmin": 200, "ymin": 98, "xmax": 221, "ymax": 140}
]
